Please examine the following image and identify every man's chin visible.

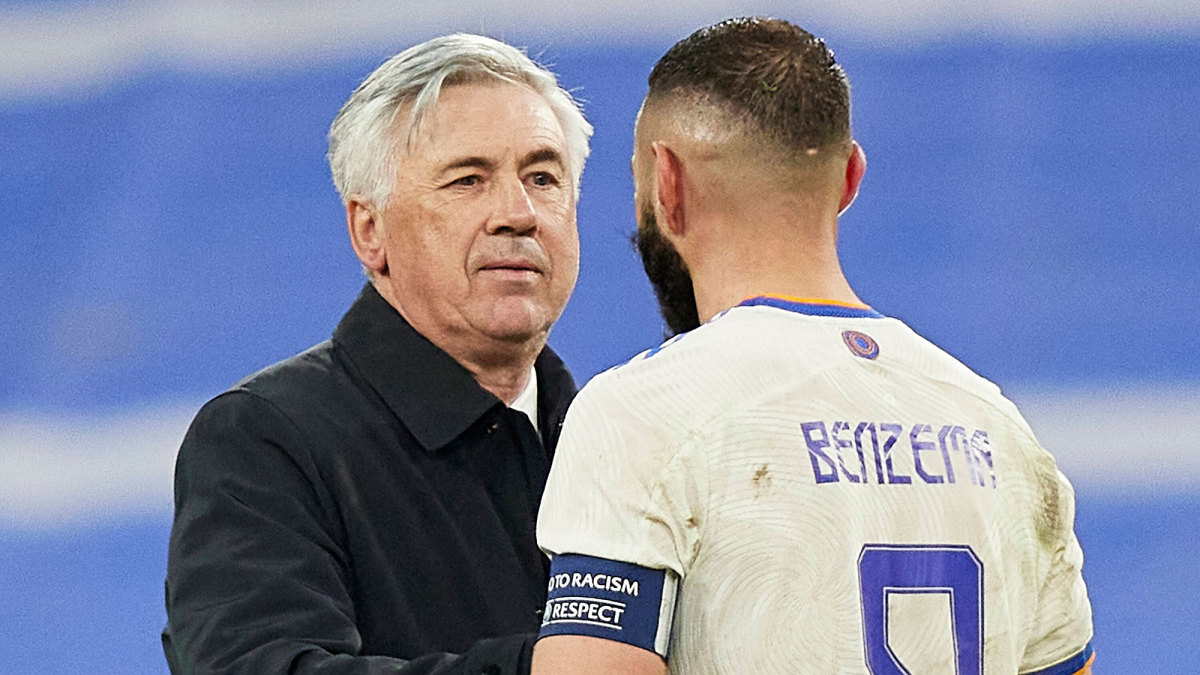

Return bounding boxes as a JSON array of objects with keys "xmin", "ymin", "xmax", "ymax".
[{"xmin": 475, "ymin": 298, "xmax": 557, "ymax": 346}]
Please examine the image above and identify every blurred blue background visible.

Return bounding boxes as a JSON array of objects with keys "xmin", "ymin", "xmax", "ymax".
[{"xmin": 1, "ymin": 1, "xmax": 1197, "ymax": 672}]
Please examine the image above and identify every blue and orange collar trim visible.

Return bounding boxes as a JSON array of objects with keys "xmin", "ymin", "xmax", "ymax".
[{"xmin": 737, "ymin": 295, "xmax": 884, "ymax": 319}]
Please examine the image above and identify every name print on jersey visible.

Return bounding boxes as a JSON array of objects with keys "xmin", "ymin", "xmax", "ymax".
[{"xmin": 801, "ymin": 420, "xmax": 997, "ymax": 488}]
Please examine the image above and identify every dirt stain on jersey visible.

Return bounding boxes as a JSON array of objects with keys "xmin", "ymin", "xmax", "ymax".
[
  {"xmin": 752, "ymin": 464, "xmax": 772, "ymax": 497},
  {"xmin": 1036, "ymin": 464, "xmax": 1062, "ymax": 546}
]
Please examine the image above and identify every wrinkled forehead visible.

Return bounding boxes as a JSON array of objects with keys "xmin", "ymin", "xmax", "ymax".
[{"xmin": 402, "ymin": 81, "xmax": 568, "ymax": 162}]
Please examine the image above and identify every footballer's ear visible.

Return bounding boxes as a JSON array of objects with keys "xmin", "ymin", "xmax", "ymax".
[
  {"xmin": 652, "ymin": 141, "xmax": 686, "ymax": 237},
  {"xmin": 838, "ymin": 141, "xmax": 866, "ymax": 216},
  {"xmin": 346, "ymin": 197, "xmax": 387, "ymax": 275}
]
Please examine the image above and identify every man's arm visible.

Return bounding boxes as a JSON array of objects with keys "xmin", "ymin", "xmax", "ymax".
[
  {"xmin": 531, "ymin": 366, "xmax": 700, "ymax": 675},
  {"xmin": 164, "ymin": 391, "xmax": 531, "ymax": 674},
  {"xmin": 531, "ymin": 636, "xmax": 664, "ymax": 675},
  {"xmin": 1018, "ymin": 467, "xmax": 1095, "ymax": 675}
]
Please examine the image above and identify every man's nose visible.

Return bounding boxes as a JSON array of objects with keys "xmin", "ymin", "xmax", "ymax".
[{"xmin": 486, "ymin": 175, "xmax": 537, "ymax": 235}]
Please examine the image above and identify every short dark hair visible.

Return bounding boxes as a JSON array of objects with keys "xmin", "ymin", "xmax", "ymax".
[{"xmin": 647, "ymin": 17, "xmax": 851, "ymax": 155}]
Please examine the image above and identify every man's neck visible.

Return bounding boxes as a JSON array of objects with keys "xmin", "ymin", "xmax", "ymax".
[
  {"xmin": 688, "ymin": 232, "xmax": 862, "ymax": 323},
  {"xmin": 420, "ymin": 331, "xmax": 543, "ymax": 405},
  {"xmin": 466, "ymin": 354, "xmax": 540, "ymax": 405},
  {"xmin": 374, "ymin": 282, "xmax": 544, "ymax": 405}
]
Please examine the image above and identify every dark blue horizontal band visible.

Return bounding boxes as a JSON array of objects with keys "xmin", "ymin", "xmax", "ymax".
[
  {"xmin": 538, "ymin": 554, "xmax": 675, "ymax": 657},
  {"xmin": 1024, "ymin": 642, "xmax": 1095, "ymax": 675}
]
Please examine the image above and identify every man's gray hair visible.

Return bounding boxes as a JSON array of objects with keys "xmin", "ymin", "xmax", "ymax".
[{"xmin": 328, "ymin": 33, "xmax": 593, "ymax": 207}]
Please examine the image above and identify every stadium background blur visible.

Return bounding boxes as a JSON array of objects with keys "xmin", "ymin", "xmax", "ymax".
[{"xmin": 1, "ymin": 1, "xmax": 1197, "ymax": 672}]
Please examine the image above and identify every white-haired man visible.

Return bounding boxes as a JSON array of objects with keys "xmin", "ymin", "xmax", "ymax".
[{"xmin": 164, "ymin": 34, "xmax": 592, "ymax": 674}]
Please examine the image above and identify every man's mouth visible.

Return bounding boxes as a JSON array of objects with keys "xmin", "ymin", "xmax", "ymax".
[
  {"xmin": 477, "ymin": 260, "xmax": 544, "ymax": 283},
  {"xmin": 479, "ymin": 260, "xmax": 542, "ymax": 274}
]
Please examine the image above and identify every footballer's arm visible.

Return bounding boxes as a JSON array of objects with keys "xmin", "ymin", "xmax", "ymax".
[{"xmin": 532, "ymin": 635, "xmax": 666, "ymax": 675}]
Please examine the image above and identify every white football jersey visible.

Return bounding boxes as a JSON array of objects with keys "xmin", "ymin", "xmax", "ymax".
[{"xmin": 537, "ymin": 297, "xmax": 1094, "ymax": 675}]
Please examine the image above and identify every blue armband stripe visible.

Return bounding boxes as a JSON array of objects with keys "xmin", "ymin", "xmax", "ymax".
[{"xmin": 538, "ymin": 554, "xmax": 677, "ymax": 657}]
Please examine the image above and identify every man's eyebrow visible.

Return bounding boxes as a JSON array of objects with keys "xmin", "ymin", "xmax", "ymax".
[
  {"xmin": 437, "ymin": 148, "xmax": 566, "ymax": 175},
  {"xmin": 438, "ymin": 156, "xmax": 495, "ymax": 174},
  {"xmin": 522, "ymin": 147, "xmax": 567, "ymax": 170}
]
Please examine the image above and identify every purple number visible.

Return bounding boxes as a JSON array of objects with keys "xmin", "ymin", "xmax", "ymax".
[{"xmin": 858, "ymin": 545, "xmax": 983, "ymax": 674}]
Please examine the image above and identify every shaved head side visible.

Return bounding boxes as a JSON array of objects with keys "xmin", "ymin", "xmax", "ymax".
[{"xmin": 644, "ymin": 17, "xmax": 852, "ymax": 168}]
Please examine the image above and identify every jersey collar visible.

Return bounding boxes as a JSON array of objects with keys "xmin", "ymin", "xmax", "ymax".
[{"xmin": 737, "ymin": 294, "xmax": 885, "ymax": 319}]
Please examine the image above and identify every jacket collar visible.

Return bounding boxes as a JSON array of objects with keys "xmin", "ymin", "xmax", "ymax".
[
  {"xmin": 333, "ymin": 283, "xmax": 575, "ymax": 453},
  {"xmin": 534, "ymin": 343, "xmax": 575, "ymax": 456}
]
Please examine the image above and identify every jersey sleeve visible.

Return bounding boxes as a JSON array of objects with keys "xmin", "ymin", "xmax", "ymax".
[
  {"xmin": 536, "ymin": 372, "xmax": 706, "ymax": 656},
  {"xmin": 1018, "ymin": 468, "xmax": 1095, "ymax": 674}
]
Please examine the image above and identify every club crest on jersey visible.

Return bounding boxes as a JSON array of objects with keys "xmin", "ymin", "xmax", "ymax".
[{"xmin": 842, "ymin": 330, "xmax": 879, "ymax": 359}]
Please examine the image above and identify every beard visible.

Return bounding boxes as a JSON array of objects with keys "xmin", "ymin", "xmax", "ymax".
[{"xmin": 632, "ymin": 202, "xmax": 701, "ymax": 336}]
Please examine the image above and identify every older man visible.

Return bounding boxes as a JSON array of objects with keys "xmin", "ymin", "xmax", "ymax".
[
  {"xmin": 533, "ymin": 17, "xmax": 1094, "ymax": 675},
  {"xmin": 164, "ymin": 34, "xmax": 591, "ymax": 674}
]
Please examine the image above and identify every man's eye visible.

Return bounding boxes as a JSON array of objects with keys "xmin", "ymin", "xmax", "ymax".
[
  {"xmin": 529, "ymin": 172, "xmax": 559, "ymax": 187},
  {"xmin": 451, "ymin": 175, "xmax": 480, "ymax": 187}
]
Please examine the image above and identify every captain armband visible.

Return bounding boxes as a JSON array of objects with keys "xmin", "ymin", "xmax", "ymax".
[{"xmin": 537, "ymin": 553, "xmax": 679, "ymax": 657}]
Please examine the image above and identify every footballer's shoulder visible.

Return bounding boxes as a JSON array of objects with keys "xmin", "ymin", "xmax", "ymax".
[
  {"xmin": 574, "ymin": 311, "xmax": 775, "ymax": 422},
  {"xmin": 601, "ymin": 313, "xmax": 742, "ymax": 383}
]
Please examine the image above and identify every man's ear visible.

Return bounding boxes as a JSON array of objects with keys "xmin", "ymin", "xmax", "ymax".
[
  {"xmin": 838, "ymin": 141, "xmax": 867, "ymax": 216},
  {"xmin": 652, "ymin": 141, "xmax": 686, "ymax": 236},
  {"xmin": 346, "ymin": 197, "xmax": 388, "ymax": 275}
]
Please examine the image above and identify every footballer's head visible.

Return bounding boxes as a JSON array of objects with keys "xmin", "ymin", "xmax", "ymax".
[{"xmin": 632, "ymin": 17, "xmax": 863, "ymax": 336}]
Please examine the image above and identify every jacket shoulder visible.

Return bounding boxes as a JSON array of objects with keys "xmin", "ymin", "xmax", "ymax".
[
  {"xmin": 223, "ymin": 340, "xmax": 368, "ymax": 414},
  {"xmin": 192, "ymin": 340, "xmax": 380, "ymax": 449}
]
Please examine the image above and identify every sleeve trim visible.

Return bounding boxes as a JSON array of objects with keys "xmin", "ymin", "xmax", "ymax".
[{"xmin": 1021, "ymin": 642, "xmax": 1094, "ymax": 675}]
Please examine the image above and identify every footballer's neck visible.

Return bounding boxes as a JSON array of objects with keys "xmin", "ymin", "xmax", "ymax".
[{"xmin": 690, "ymin": 250, "xmax": 863, "ymax": 323}]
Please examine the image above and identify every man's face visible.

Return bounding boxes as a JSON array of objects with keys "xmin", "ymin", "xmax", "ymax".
[
  {"xmin": 632, "ymin": 132, "xmax": 700, "ymax": 337},
  {"xmin": 375, "ymin": 81, "xmax": 579, "ymax": 349}
]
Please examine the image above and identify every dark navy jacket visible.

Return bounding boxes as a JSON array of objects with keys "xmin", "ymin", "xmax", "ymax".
[{"xmin": 164, "ymin": 284, "xmax": 576, "ymax": 674}]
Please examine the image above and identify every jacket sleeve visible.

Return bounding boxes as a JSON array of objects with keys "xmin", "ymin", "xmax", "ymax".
[{"xmin": 163, "ymin": 390, "xmax": 534, "ymax": 675}]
